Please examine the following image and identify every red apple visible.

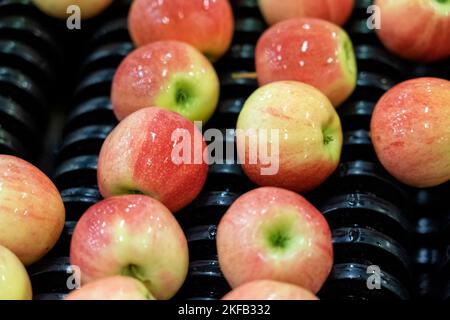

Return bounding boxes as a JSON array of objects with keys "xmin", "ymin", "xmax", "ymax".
[
  {"xmin": 65, "ymin": 276, "xmax": 155, "ymax": 300},
  {"xmin": 97, "ymin": 107, "xmax": 208, "ymax": 212},
  {"xmin": 237, "ymin": 81, "xmax": 343, "ymax": 193},
  {"xmin": 70, "ymin": 195, "xmax": 189, "ymax": 300},
  {"xmin": 216, "ymin": 187, "xmax": 333, "ymax": 294},
  {"xmin": 258, "ymin": 0, "xmax": 354, "ymax": 26},
  {"xmin": 0, "ymin": 155, "xmax": 65, "ymax": 265},
  {"xmin": 111, "ymin": 41, "xmax": 220, "ymax": 122},
  {"xmin": 222, "ymin": 280, "xmax": 318, "ymax": 300},
  {"xmin": 256, "ymin": 18, "xmax": 357, "ymax": 107},
  {"xmin": 0, "ymin": 245, "xmax": 32, "ymax": 300},
  {"xmin": 128, "ymin": 0, "xmax": 234, "ymax": 61},
  {"xmin": 31, "ymin": 0, "xmax": 113, "ymax": 19},
  {"xmin": 375, "ymin": 0, "xmax": 450, "ymax": 62},
  {"xmin": 371, "ymin": 77, "xmax": 450, "ymax": 188}
]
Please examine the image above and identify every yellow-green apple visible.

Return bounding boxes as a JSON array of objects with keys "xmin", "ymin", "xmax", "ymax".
[
  {"xmin": 97, "ymin": 107, "xmax": 208, "ymax": 212},
  {"xmin": 236, "ymin": 81, "xmax": 343, "ymax": 193},
  {"xmin": 256, "ymin": 18, "xmax": 357, "ymax": 107},
  {"xmin": 128, "ymin": 0, "xmax": 234, "ymax": 61},
  {"xmin": 258, "ymin": 0, "xmax": 354, "ymax": 26},
  {"xmin": 65, "ymin": 276, "xmax": 155, "ymax": 300},
  {"xmin": 216, "ymin": 187, "xmax": 333, "ymax": 293},
  {"xmin": 222, "ymin": 280, "xmax": 318, "ymax": 300},
  {"xmin": 70, "ymin": 195, "xmax": 189, "ymax": 300},
  {"xmin": 375, "ymin": 0, "xmax": 450, "ymax": 62},
  {"xmin": 0, "ymin": 245, "xmax": 32, "ymax": 300},
  {"xmin": 31, "ymin": 0, "xmax": 113, "ymax": 19},
  {"xmin": 371, "ymin": 77, "xmax": 450, "ymax": 188},
  {"xmin": 0, "ymin": 155, "xmax": 65, "ymax": 265},
  {"xmin": 111, "ymin": 41, "xmax": 220, "ymax": 122}
]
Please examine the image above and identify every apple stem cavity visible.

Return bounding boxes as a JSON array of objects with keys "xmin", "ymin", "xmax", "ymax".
[
  {"xmin": 114, "ymin": 187, "xmax": 161, "ymax": 202},
  {"xmin": 128, "ymin": 189, "xmax": 145, "ymax": 195},
  {"xmin": 121, "ymin": 264, "xmax": 143, "ymax": 279},
  {"xmin": 115, "ymin": 187, "xmax": 145, "ymax": 196},
  {"xmin": 176, "ymin": 89, "xmax": 189, "ymax": 105},
  {"xmin": 175, "ymin": 80, "xmax": 194, "ymax": 107},
  {"xmin": 268, "ymin": 229, "xmax": 291, "ymax": 249},
  {"xmin": 323, "ymin": 135, "xmax": 334, "ymax": 146},
  {"xmin": 121, "ymin": 264, "xmax": 152, "ymax": 290},
  {"xmin": 322, "ymin": 127, "xmax": 335, "ymax": 146},
  {"xmin": 264, "ymin": 219, "xmax": 293, "ymax": 251}
]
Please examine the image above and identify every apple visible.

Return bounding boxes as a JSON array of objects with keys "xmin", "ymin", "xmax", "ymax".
[
  {"xmin": 0, "ymin": 245, "xmax": 32, "ymax": 300},
  {"xmin": 222, "ymin": 280, "xmax": 318, "ymax": 300},
  {"xmin": 31, "ymin": 0, "xmax": 113, "ymax": 19},
  {"xmin": 371, "ymin": 77, "xmax": 450, "ymax": 188},
  {"xmin": 128, "ymin": 0, "xmax": 234, "ymax": 61},
  {"xmin": 255, "ymin": 18, "xmax": 357, "ymax": 107},
  {"xmin": 97, "ymin": 107, "xmax": 208, "ymax": 212},
  {"xmin": 375, "ymin": 0, "xmax": 450, "ymax": 62},
  {"xmin": 65, "ymin": 276, "xmax": 155, "ymax": 300},
  {"xmin": 216, "ymin": 187, "xmax": 333, "ymax": 293},
  {"xmin": 0, "ymin": 155, "xmax": 65, "ymax": 265},
  {"xmin": 70, "ymin": 195, "xmax": 189, "ymax": 300},
  {"xmin": 111, "ymin": 40, "xmax": 220, "ymax": 123},
  {"xmin": 236, "ymin": 81, "xmax": 343, "ymax": 193},
  {"xmin": 258, "ymin": 0, "xmax": 354, "ymax": 26}
]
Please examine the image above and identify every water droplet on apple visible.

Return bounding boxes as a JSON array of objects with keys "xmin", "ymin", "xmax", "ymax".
[
  {"xmin": 161, "ymin": 16, "xmax": 170, "ymax": 25},
  {"xmin": 300, "ymin": 41, "xmax": 309, "ymax": 53}
]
